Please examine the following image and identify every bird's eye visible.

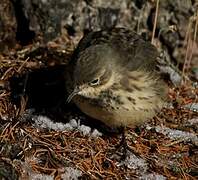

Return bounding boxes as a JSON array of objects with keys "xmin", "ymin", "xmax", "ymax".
[{"xmin": 89, "ymin": 78, "xmax": 100, "ymax": 86}]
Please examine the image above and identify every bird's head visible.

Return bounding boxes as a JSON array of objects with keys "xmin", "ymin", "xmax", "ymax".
[{"xmin": 67, "ymin": 44, "xmax": 117, "ymax": 102}]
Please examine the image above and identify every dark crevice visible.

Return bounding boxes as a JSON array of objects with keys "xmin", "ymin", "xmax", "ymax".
[
  {"xmin": 10, "ymin": 66, "xmax": 66, "ymax": 111},
  {"xmin": 65, "ymin": 25, "xmax": 76, "ymax": 36},
  {"xmin": 147, "ymin": 8, "xmax": 179, "ymax": 65},
  {"xmin": 135, "ymin": 0, "xmax": 147, "ymax": 9},
  {"xmin": 11, "ymin": 0, "xmax": 35, "ymax": 45},
  {"xmin": 147, "ymin": 7, "xmax": 160, "ymax": 36},
  {"xmin": 9, "ymin": 65, "xmax": 122, "ymax": 135}
]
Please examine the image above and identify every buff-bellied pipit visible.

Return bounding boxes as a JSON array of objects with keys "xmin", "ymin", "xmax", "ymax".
[{"xmin": 66, "ymin": 28, "xmax": 168, "ymax": 154}]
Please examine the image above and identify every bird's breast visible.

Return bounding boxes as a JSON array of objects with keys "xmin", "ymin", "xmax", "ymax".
[{"xmin": 73, "ymin": 70, "xmax": 167, "ymax": 127}]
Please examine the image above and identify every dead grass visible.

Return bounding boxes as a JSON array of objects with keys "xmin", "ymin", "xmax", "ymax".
[
  {"xmin": 0, "ymin": 47, "xmax": 197, "ymax": 179},
  {"xmin": 0, "ymin": 3, "xmax": 198, "ymax": 178}
]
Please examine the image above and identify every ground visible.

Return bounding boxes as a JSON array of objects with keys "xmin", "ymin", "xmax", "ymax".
[
  {"xmin": 0, "ymin": 32, "xmax": 197, "ymax": 179},
  {"xmin": 0, "ymin": 1, "xmax": 198, "ymax": 179}
]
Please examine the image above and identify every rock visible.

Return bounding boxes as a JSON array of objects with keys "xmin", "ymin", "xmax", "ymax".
[
  {"xmin": 0, "ymin": 159, "xmax": 19, "ymax": 180},
  {"xmin": 13, "ymin": 0, "xmax": 150, "ymax": 42},
  {"xmin": 0, "ymin": 0, "xmax": 197, "ymax": 73},
  {"xmin": 0, "ymin": 0, "xmax": 17, "ymax": 53}
]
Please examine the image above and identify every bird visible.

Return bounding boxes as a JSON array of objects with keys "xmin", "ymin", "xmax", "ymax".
[{"xmin": 66, "ymin": 27, "xmax": 168, "ymax": 155}]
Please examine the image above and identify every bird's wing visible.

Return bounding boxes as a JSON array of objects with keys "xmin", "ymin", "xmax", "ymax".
[
  {"xmin": 107, "ymin": 28, "xmax": 159, "ymax": 71},
  {"xmin": 71, "ymin": 28, "xmax": 159, "ymax": 71}
]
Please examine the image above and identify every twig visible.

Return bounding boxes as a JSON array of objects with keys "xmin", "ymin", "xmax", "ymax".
[
  {"xmin": 182, "ymin": 12, "xmax": 198, "ymax": 84},
  {"xmin": 17, "ymin": 57, "xmax": 29, "ymax": 73},
  {"xmin": 151, "ymin": 0, "xmax": 159, "ymax": 45}
]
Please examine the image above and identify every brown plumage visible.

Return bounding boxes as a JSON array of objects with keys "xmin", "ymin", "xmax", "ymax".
[{"xmin": 66, "ymin": 28, "xmax": 168, "ymax": 128}]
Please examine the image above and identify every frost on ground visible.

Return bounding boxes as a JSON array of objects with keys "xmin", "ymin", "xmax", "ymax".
[
  {"xmin": 117, "ymin": 152, "xmax": 166, "ymax": 179},
  {"xmin": 117, "ymin": 152, "xmax": 148, "ymax": 174},
  {"xmin": 146, "ymin": 125, "xmax": 198, "ymax": 146},
  {"xmin": 28, "ymin": 172, "xmax": 54, "ymax": 180},
  {"xmin": 33, "ymin": 115, "xmax": 74, "ymax": 131},
  {"xmin": 13, "ymin": 159, "xmax": 54, "ymax": 180},
  {"xmin": 182, "ymin": 103, "xmax": 198, "ymax": 112},
  {"xmin": 159, "ymin": 66, "xmax": 182, "ymax": 86},
  {"xmin": 181, "ymin": 118, "xmax": 198, "ymax": 130},
  {"xmin": 31, "ymin": 114, "xmax": 102, "ymax": 137},
  {"xmin": 61, "ymin": 167, "xmax": 82, "ymax": 180},
  {"xmin": 140, "ymin": 173, "xmax": 167, "ymax": 180},
  {"xmin": 187, "ymin": 118, "xmax": 198, "ymax": 125},
  {"xmin": 29, "ymin": 167, "xmax": 82, "ymax": 180},
  {"xmin": 13, "ymin": 159, "xmax": 82, "ymax": 180}
]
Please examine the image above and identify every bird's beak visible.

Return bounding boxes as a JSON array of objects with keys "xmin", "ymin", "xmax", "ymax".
[{"xmin": 67, "ymin": 87, "xmax": 80, "ymax": 103}]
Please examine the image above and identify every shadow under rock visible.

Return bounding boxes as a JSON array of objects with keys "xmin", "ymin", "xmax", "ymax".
[
  {"xmin": 10, "ymin": 65, "xmax": 71, "ymax": 121},
  {"xmin": 9, "ymin": 65, "xmax": 121, "ymax": 136}
]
